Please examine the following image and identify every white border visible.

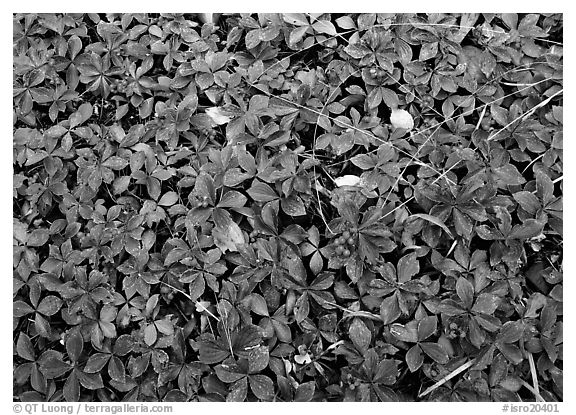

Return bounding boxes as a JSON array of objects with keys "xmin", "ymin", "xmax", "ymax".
[{"xmin": 2, "ymin": 3, "xmax": 572, "ymax": 413}]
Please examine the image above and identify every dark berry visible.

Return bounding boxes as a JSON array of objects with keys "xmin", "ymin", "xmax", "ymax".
[
  {"xmin": 335, "ymin": 245, "xmax": 344, "ymax": 255},
  {"xmin": 342, "ymin": 249, "xmax": 351, "ymax": 257},
  {"xmin": 346, "ymin": 237, "xmax": 355, "ymax": 246},
  {"xmin": 336, "ymin": 237, "xmax": 346, "ymax": 245}
]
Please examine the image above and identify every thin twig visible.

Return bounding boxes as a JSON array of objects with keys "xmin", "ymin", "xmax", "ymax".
[
  {"xmin": 519, "ymin": 379, "xmax": 545, "ymax": 402},
  {"xmin": 418, "ymin": 359, "xmax": 475, "ymax": 398},
  {"xmin": 488, "ymin": 89, "xmax": 563, "ymax": 142},
  {"xmin": 527, "ymin": 352, "xmax": 542, "ymax": 400},
  {"xmin": 160, "ymin": 281, "xmax": 220, "ymax": 322}
]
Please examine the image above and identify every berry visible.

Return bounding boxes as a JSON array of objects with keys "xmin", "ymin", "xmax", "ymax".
[
  {"xmin": 342, "ymin": 249, "xmax": 351, "ymax": 257},
  {"xmin": 459, "ymin": 331, "xmax": 466, "ymax": 338},
  {"xmin": 201, "ymin": 200, "xmax": 209, "ymax": 208},
  {"xmin": 449, "ymin": 322, "xmax": 458, "ymax": 330},
  {"xmin": 335, "ymin": 245, "xmax": 344, "ymax": 255},
  {"xmin": 336, "ymin": 237, "xmax": 346, "ymax": 245},
  {"xmin": 342, "ymin": 231, "xmax": 350, "ymax": 239},
  {"xmin": 160, "ymin": 285, "xmax": 170, "ymax": 294},
  {"xmin": 346, "ymin": 237, "xmax": 355, "ymax": 246},
  {"xmin": 167, "ymin": 292, "xmax": 174, "ymax": 300}
]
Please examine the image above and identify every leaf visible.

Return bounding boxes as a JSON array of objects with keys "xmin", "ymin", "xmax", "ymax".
[
  {"xmin": 379, "ymin": 295, "xmax": 401, "ymax": 325},
  {"xmin": 155, "ymin": 319, "xmax": 174, "ymax": 336},
  {"xmin": 102, "ymin": 156, "xmax": 129, "ymax": 170},
  {"xmin": 282, "ymin": 13, "xmax": 309, "ymax": 26},
  {"xmin": 456, "ymin": 276, "xmax": 474, "ymax": 310},
  {"xmin": 410, "ymin": 214, "xmax": 453, "ymax": 237},
  {"xmin": 249, "ymin": 374, "xmax": 274, "ymax": 400},
  {"xmin": 281, "ymin": 196, "xmax": 306, "ymax": 216},
  {"xmin": 63, "ymin": 371, "xmax": 80, "ymax": 402},
  {"xmin": 199, "ymin": 340, "xmax": 230, "ymax": 364},
  {"xmin": 212, "ymin": 220, "xmax": 245, "ymax": 253},
  {"xmin": 66, "ymin": 331, "xmax": 84, "ymax": 363},
  {"xmin": 374, "ymin": 359, "xmax": 399, "ymax": 385},
  {"xmin": 205, "ymin": 107, "xmax": 232, "ymax": 125},
  {"xmin": 216, "ymin": 364, "xmax": 245, "ymax": 383},
  {"xmin": 289, "ymin": 26, "xmax": 310, "ymax": 45},
  {"xmin": 509, "ymin": 219, "xmax": 545, "ymax": 240},
  {"xmin": 69, "ymin": 103, "xmax": 92, "ymax": 128},
  {"xmin": 497, "ymin": 322, "xmax": 524, "ymax": 344},
  {"xmin": 420, "ymin": 342, "xmax": 449, "ymax": 364},
  {"xmin": 250, "ymin": 294, "xmax": 269, "ymax": 317},
  {"xmin": 37, "ymin": 296, "xmax": 63, "ymax": 316},
  {"xmin": 84, "ymin": 353, "xmax": 110, "ymax": 373},
  {"xmin": 27, "ymin": 229, "xmax": 49, "ymax": 247},
  {"xmin": 158, "ymin": 191, "xmax": 179, "ymax": 206},
  {"xmin": 13, "ymin": 301, "xmax": 34, "ymax": 317},
  {"xmin": 417, "ymin": 316, "xmax": 437, "ymax": 341},
  {"xmin": 513, "ymin": 191, "xmax": 540, "ymax": 215},
  {"xmin": 226, "ymin": 377, "xmax": 248, "ymax": 402},
  {"xmin": 144, "ymin": 324, "xmax": 157, "ymax": 346},
  {"xmin": 471, "ymin": 293, "xmax": 501, "ymax": 315},
  {"xmin": 312, "ymin": 20, "xmax": 336, "ymax": 36},
  {"xmin": 405, "ymin": 345, "xmax": 423, "ymax": 372},
  {"xmin": 16, "ymin": 333, "xmax": 35, "ymax": 361},
  {"xmin": 247, "ymin": 345, "xmax": 270, "ymax": 373},
  {"xmin": 390, "ymin": 323, "xmax": 418, "ymax": 343},
  {"xmin": 77, "ymin": 371, "xmax": 104, "ymax": 390},
  {"xmin": 247, "ymin": 180, "xmax": 278, "ymax": 202},
  {"xmin": 335, "ymin": 16, "xmax": 356, "ymax": 29},
  {"xmin": 335, "ymin": 175, "xmax": 361, "ymax": 187},
  {"xmin": 188, "ymin": 273, "xmax": 205, "ymax": 302},
  {"xmin": 492, "ymin": 164, "xmax": 526, "ymax": 186},
  {"xmin": 108, "ymin": 356, "xmax": 126, "ymax": 382},
  {"xmin": 218, "ymin": 191, "xmax": 247, "ymax": 208},
  {"xmin": 294, "ymin": 381, "xmax": 315, "ymax": 402},
  {"xmin": 397, "ymin": 253, "xmax": 419, "ymax": 283},
  {"xmin": 349, "ymin": 317, "xmax": 371, "ymax": 352}
]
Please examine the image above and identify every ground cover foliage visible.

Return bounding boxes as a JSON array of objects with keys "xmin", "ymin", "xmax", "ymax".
[{"xmin": 13, "ymin": 13, "xmax": 563, "ymax": 402}]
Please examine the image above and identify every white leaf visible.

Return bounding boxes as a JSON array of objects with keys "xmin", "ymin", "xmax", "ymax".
[
  {"xmin": 206, "ymin": 107, "xmax": 232, "ymax": 125},
  {"xmin": 390, "ymin": 109, "xmax": 414, "ymax": 130},
  {"xmin": 334, "ymin": 175, "xmax": 361, "ymax": 187}
]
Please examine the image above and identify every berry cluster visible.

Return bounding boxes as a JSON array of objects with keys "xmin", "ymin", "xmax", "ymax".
[
  {"xmin": 368, "ymin": 67, "xmax": 387, "ymax": 81},
  {"xmin": 344, "ymin": 373, "xmax": 361, "ymax": 390},
  {"xmin": 160, "ymin": 284, "xmax": 175, "ymax": 301},
  {"xmin": 193, "ymin": 195, "xmax": 210, "ymax": 209},
  {"xmin": 249, "ymin": 229, "xmax": 260, "ymax": 243},
  {"xmin": 199, "ymin": 126, "xmax": 217, "ymax": 140},
  {"xmin": 333, "ymin": 228, "xmax": 357, "ymax": 258},
  {"xmin": 446, "ymin": 322, "xmax": 467, "ymax": 339},
  {"xmin": 110, "ymin": 77, "xmax": 129, "ymax": 94}
]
